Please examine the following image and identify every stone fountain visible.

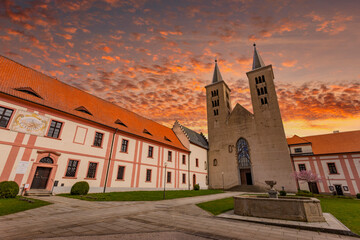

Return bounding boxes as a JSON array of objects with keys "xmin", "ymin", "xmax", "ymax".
[{"xmin": 233, "ymin": 180, "xmax": 325, "ymax": 222}]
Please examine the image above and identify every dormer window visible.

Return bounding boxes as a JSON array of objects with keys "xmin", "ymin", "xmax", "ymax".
[
  {"xmin": 14, "ymin": 87, "xmax": 42, "ymax": 99},
  {"xmin": 75, "ymin": 106, "xmax": 92, "ymax": 116},
  {"xmin": 164, "ymin": 136, "xmax": 172, "ymax": 142},
  {"xmin": 143, "ymin": 129, "xmax": 152, "ymax": 136},
  {"xmin": 294, "ymin": 148, "xmax": 302, "ymax": 153},
  {"xmin": 115, "ymin": 119, "xmax": 127, "ymax": 127}
]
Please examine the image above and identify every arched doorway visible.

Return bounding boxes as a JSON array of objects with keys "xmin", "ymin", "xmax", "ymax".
[
  {"xmin": 237, "ymin": 138, "xmax": 253, "ymax": 185},
  {"xmin": 30, "ymin": 157, "xmax": 53, "ymax": 189}
]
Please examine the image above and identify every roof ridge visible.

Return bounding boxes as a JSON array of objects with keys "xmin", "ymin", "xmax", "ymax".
[
  {"xmin": 0, "ymin": 54, "xmax": 175, "ymax": 133},
  {"xmin": 302, "ymin": 130, "xmax": 360, "ymax": 138}
]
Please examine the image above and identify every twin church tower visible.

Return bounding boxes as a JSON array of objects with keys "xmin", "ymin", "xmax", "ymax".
[{"xmin": 205, "ymin": 45, "xmax": 297, "ymax": 192}]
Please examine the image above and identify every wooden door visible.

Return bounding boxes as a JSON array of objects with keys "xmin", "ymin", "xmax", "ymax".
[
  {"xmin": 31, "ymin": 167, "xmax": 51, "ymax": 189},
  {"xmin": 308, "ymin": 182, "xmax": 319, "ymax": 194},
  {"xmin": 240, "ymin": 169, "xmax": 252, "ymax": 185},
  {"xmin": 335, "ymin": 185, "xmax": 343, "ymax": 195}
]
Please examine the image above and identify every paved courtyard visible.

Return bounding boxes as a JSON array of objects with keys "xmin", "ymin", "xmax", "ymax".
[{"xmin": 0, "ymin": 192, "xmax": 358, "ymax": 240}]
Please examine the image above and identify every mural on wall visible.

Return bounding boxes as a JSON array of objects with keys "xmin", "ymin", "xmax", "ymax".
[{"xmin": 11, "ymin": 110, "xmax": 49, "ymax": 136}]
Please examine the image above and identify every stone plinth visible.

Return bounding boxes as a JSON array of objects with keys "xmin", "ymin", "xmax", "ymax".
[{"xmin": 234, "ymin": 195, "xmax": 325, "ymax": 222}]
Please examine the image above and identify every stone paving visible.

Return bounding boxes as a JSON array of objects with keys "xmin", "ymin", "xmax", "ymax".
[{"xmin": 0, "ymin": 192, "xmax": 358, "ymax": 240}]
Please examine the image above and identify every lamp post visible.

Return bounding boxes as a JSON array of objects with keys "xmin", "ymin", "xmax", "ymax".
[
  {"xmin": 222, "ymin": 172, "xmax": 224, "ymax": 190},
  {"xmin": 163, "ymin": 162, "xmax": 167, "ymax": 200}
]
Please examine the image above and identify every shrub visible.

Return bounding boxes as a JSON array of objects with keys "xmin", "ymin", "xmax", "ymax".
[
  {"xmin": 296, "ymin": 190, "xmax": 314, "ymax": 197},
  {"xmin": 356, "ymin": 193, "xmax": 360, "ymax": 199},
  {"xmin": 279, "ymin": 190, "xmax": 287, "ymax": 196},
  {"xmin": 70, "ymin": 181, "xmax": 89, "ymax": 195},
  {"xmin": 0, "ymin": 181, "xmax": 19, "ymax": 198},
  {"xmin": 193, "ymin": 184, "xmax": 200, "ymax": 191}
]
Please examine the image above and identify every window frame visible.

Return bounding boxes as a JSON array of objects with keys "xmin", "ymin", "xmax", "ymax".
[
  {"xmin": 195, "ymin": 158, "xmax": 199, "ymax": 167},
  {"xmin": 168, "ymin": 151, "xmax": 172, "ymax": 162},
  {"xmin": 327, "ymin": 162, "xmax": 338, "ymax": 174},
  {"xmin": 145, "ymin": 169, "xmax": 152, "ymax": 182},
  {"xmin": 148, "ymin": 146, "xmax": 154, "ymax": 158},
  {"xmin": 116, "ymin": 165, "xmax": 126, "ymax": 180},
  {"xmin": 120, "ymin": 139, "xmax": 129, "ymax": 153},
  {"xmin": 64, "ymin": 159, "xmax": 80, "ymax": 178},
  {"xmin": 182, "ymin": 155, "xmax": 186, "ymax": 165},
  {"xmin": 0, "ymin": 106, "xmax": 15, "ymax": 129},
  {"xmin": 294, "ymin": 148, "xmax": 303, "ymax": 153},
  {"xmin": 298, "ymin": 164, "xmax": 306, "ymax": 171},
  {"xmin": 46, "ymin": 119, "xmax": 64, "ymax": 139},
  {"xmin": 86, "ymin": 162, "xmax": 98, "ymax": 179},
  {"xmin": 167, "ymin": 171, "xmax": 172, "ymax": 183},
  {"xmin": 93, "ymin": 132, "xmax": 104, "ymax": 147},
  {"xmin": 182, "ymin": 173, "xmax": 186, "ymax": 184}
]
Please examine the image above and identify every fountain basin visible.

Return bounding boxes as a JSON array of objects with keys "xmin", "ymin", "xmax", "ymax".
[{"xmin": 234, "ymin": 195, "xmax": 325, "ymax": 222}]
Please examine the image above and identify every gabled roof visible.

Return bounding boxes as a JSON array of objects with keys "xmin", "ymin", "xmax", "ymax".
[
  {"xmin": 0, "ymin": 55, "xmax": 188, "ymax": 152},
  {"xmin": 287, "ymin": 135, "xmax": 311, "ymax": 145},
  {"xmin": 252, "ymin": 43, "xmax": 265, "ymax": 70},
  {"xmin": 212, "ymin": 60, "xmax": 223, "ymax": 83},
  {"xmin": 175, "ymin": 121, "xmax": 208, "ymax": 149},
  {"xmin": 287, "ymin": 130, "xmax": 360, "ymax": 155}
]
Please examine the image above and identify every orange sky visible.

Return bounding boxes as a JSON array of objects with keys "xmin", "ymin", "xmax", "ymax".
[{"xmin": 1, "ymin": 0, "xmax": 359, "ymax": 137}]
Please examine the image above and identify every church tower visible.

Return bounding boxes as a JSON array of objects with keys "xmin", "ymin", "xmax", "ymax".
[{"xmin": 205, "ymin": 45, "xmax": 297, "ymax": 192}]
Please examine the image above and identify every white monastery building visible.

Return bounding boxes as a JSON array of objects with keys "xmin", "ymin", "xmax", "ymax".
[{"xmin": 0, "ymin": 55, "xmax": 208, "ymax": 194}]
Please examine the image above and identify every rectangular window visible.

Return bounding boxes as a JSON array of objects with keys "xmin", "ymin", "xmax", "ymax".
[
  {"xmin": 294, "ymin": 148, "xmax": 302, "ymax": 153},
  {"xmin": 196, "ymin": 158, "xmax": 199, "ymax": 167},
  {"xmin": 298, "ymin": 164, "xmax": 306, "ymax": 171},
  {"xmin": 65, "ymin": 160, "xmax": 79, "ymax": 177},
  {"xmin": 167, "ymin": 171, "xmax": 171, "ymax": 183},
  {"xmin": 117, "ymin": 166, "xmax": 125, "ymax": 180},
  {"xmin": 0, "ymin": 106, "xmax": 14, "ymax": 128},
  {"xmin": 182, "ymin": 155, "xmax": 186, "ymax": 164},
  {"xmin": 146, "ymin": 169, "xmax": 152, "ymax": 182},
  {"xmin": 168, "ymin": 151, "xmax": 172, "ymax": 162},
  {"xmin": 182, "ymin": 173, "xmax": 186, "ymax": 184},
  {"xmin": 86, "ymin": 162, "xmax": 98, "ymax": 178},
  {"xmin": 93, "ymin": 132, "xmax": 103, "ymax": 147},
  {"xmin": 328, "ymin": 163, "xmax": 338, "ymax": 174},
  {"xmin": 148, "ymin": 146, "xmax": 153, "ymax": 157},
  {"xmin": 121, "ymin": 139, "xmax": 129, "ymax": 153},
  {"xmin": 47, "ymin": 120, "xmax": 63, "ymax": 138}
]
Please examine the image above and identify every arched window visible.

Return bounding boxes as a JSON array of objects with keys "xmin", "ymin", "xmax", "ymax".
[
  {"xmin": 264, "ymin": 86, "xmax": 267, "ymax": 94},
  {"xmin": 212, "ymin": 101, "xmax": 214, "ymax": 107},
  {"xmin": 39, "ymin": 157, "xmax": 54, "ymax": 164},
  {"xmin": 261, "ymin": 88, "xmax": 264, "ymax": 95},
  {"xmin": 262, "ymin": 75, "xmax": 265, "ymax": 82},
  {"xmin": 216, "ymin": 99, "xmax": 219, "ymax": 106},
  {"xmin": 213, "ymin": 159, "xmax": 218, "ymax": 166},
  {"xmin": 211, "ymin": 91, "xmax": 214, "ymax": 97},
  {"xmin": 264, "ymin": 97, "xmax": 268, "ymax": 104},
  {"xmin": 261, "ymin": 98, "xmax": 264, "ymax": 105},
  {"xmin": 237, "ymin": 138, "xmax": 251, "ymax": 168},
  {"xmin": 255, "ymin": 77, "xmax": 258, "ymax": 84}
]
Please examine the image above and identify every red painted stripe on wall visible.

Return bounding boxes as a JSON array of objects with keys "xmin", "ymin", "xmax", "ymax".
[
  {"xmin": 0, "ymin": 133, "xmax": 25, "ymax": 182},
  {"xmin": 315, "ymin": 156, "xmax": 329, "ymax": 193},
  {"xmin": 14, "ymin": 134, "xmax": 37, "ymax": 186},
  {"xmin": 100, "ymin": 133, "xmax": 114, "ymax": 187},
  {"xmin": 135, "ymin": 142, "xmax": 143, "ymax": 188},
  {"xmin": 106, "ymin": 134, "xmax": 119, "ymax": 188},
  {"xmin": 347, "ymin": 154, "xmax": 360, "ymax": 193},
  {"xmin": 156, "ymin": 147, "xmax": 161, "ymax": 188},
  {"xmin": 130, "ymin": 140, "xmax": 139, "ymax": 188},
  {"xmin": 159, "ymin": 147, "xmax": 164, "ymax": 188}
]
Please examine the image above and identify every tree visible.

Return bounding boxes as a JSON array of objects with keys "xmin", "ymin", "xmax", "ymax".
[{"xmin": 293, "ymin": 170, "xmax": 321, "ymax": 183}]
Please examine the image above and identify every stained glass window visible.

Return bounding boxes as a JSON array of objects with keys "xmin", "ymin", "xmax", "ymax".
[{"xmin": 237, "ymin": 138, "xmax": 251, "ymax": 168}]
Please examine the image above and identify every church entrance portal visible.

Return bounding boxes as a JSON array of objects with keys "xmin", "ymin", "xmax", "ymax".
[
  {"xmin": 240, "ymin": 169, "xmax": 253, "ymax": 185},
  {"xmin": 31, "ymin": 167, "xmax": 51, "ymax": 189}
]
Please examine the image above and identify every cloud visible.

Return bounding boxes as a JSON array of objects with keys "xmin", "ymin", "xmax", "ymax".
[
  {"xmin": 102, "ymin": 56, "xmax": 116, "ymax": 61},
  {"xmin": 282, "ymin": 60, "xmax": 297, "ymax": 67},
  {"xmin": 307, "ymin": 12, "xmax": 353, "ymax": 35}
]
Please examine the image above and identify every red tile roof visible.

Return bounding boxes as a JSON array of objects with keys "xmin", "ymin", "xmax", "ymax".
[
  {"xmin": 0, "ymin": 55, "xmax": 188, "ymax": 152},
  {"xmin": 287, "ymin": 130, "xmax": 360, "ymax": 155}
]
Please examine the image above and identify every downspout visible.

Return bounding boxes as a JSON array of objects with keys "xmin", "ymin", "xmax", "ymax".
[
  {"xmin": 188, "ymin": 152, "xmax": 191, "ymax": 190},
  {"xmin": 103, "ymin": 128, "xmax": 118, "ymax": 193}
]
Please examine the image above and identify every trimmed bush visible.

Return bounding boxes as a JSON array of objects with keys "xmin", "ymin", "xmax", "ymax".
[
  {"xmin": 70, "ymin": 181, "xmax": 89, "ymax": 195},
  {"xmin": 193, "ymin": 184, "xmax": 200, "ymax": 191},
  {"xmin": 0, "ymin": 181, "xmax": 19, "ymax": 198},
  {"xmin": 279, "ymin": 190, "xmax": 287, "ymax": 196},
  {"xmin": 296, "ymin": 190, "xmax": 314, "ymax": 197},
  {"xmin": 356, "ymin": 193, "xmax": 360, "ymax": 199}
]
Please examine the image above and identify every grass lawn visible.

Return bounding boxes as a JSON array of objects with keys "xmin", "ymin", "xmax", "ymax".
[
  {"xmin": 59, "ymin": 189, "xmax": 224, "ymax": 201},
  {"xmin": 0, "ymin": 197, "xmax": 51, "ymax": 216},
  {"xmin": 196, "ymin": 195, "xmax": 360, "ymax": 235}
]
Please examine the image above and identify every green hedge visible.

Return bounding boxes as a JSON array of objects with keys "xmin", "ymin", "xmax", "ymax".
[
  {"xmin": 296, "ymin": 190, "xmax": 314, "ymax": 197},
  {"xmin": 0, "ymin": 181, "xmax": 19, "ymax": 198},
  {"xmin": 193, "ymin": 184, "xmax": 200, "ymax": 191},
  {"xmin": 70, "ymin": 181, "xmax": 89, "ymax": 195}
]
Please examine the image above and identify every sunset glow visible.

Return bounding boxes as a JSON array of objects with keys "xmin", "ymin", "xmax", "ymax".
[{"xmin": 1, "ymin": 0, "xmax": 359, "ymax": 137}]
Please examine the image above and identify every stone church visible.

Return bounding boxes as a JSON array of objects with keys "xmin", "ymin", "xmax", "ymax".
[{"xmin": 206, "ymin": 45, "xmax": 297, "ymax": 192}]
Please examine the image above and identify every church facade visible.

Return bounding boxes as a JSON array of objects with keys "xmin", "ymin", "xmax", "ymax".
[{"xmin": 206, "ymin": 45, "xmax": 297, "ymax": 192}]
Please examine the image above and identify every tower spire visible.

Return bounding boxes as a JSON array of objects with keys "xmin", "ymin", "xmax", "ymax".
[
  {"xmin": 212, "ymin": 59, "xmax": 223, "ymax": 83},
  {"xmin": 252, "ymin": 43, "xmax": 265, "ymax": 70}
]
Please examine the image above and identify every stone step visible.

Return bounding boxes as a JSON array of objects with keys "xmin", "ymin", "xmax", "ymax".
[
  {"xmin": 227, "ymin": 185, "xmax": 265, "ymax": 192},
  {"xmin": 25, "ymin": 189, "xmax": 52, "ymax": 196}
]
